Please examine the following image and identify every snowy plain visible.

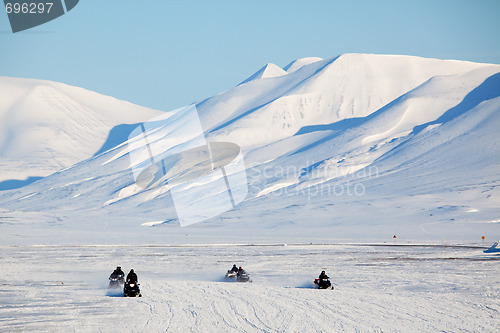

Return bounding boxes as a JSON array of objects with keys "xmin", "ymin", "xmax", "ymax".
[{"xmin": 1, "ymin": 244, "xmax": 499, "ymax": 332}]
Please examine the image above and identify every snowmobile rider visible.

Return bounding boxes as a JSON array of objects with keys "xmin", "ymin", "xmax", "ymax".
[
  {"xmin": 237, "ymin": 267, "xmax": 246, "ymax": 276},
  {"xmin": 110, "ymin": 266, "xmax": 124, "ymax": 279},
  {"xmin": 231, "ymin": 264, "xmax": 238, "ymax": 273},
  {"xmin": 319, "ymin": 270, "xmax": 329, "ymax": 280},
  {"xmin": 127, "ymin": 269, "xmax": 138, "ymax": 284},
  {"xmin": 316, "ymin": 270, "xmax": 332, "ymax": 289}
]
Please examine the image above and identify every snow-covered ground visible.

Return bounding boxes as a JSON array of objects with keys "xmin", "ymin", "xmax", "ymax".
[
  {"xmin": 0, "ymin": 244, "xmax": 498, "ymax": 332},
  {"xmin": 1, "ymin": 54, "xmax": 499, "ymax": 331}
]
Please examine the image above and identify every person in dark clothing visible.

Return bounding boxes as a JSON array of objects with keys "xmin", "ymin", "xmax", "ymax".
[
  {"xmin": 231, "ymin": 264, "xmax": 238, "ymax": 273},
  {"xmin": 317, "ymin": 270, "xmax": 332, "ymax": 289},
  {"xmin": 127, "ymin": 269, "xmax": 138, "ymax": 283},
  {"xmin": 319, "ymin": 270, "xmax": 329, "ymax": 280},
  {"xmin": 110, "ymin": 266, "xmax": 124, "ymax": 279},
  {"xmin": 237, "ymin": 267, "xmax": 245, "ymax": 276},
  {"xmin": 124, "ymin": 269, "xmax": 141, "ymax": 297},
  {"xmin": 108, "ymin": 266, "xmax": 125, "ymax": 288}
]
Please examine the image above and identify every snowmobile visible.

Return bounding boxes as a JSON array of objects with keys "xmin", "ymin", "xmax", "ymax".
[
  {"xmin": 108, "ymin": 275, "xmax": 125, "ymax": 289},
  {"xmin": 124, "ymin": 281, "xmax": 142, "ymax": 297},
  {"xmin": 224, "ymin": 270, "xmax": 237, "ymax": 280},
  {"xmin": 314, "ymin": 278, "xmax": 333, "ymax": 290},
  {"xmin": 108, "ymin": 276, "xmax": 125, "ymax": 289},
  {"xmin": 236, "ymin": 271, "xmax": 251, "ymax": 283}
]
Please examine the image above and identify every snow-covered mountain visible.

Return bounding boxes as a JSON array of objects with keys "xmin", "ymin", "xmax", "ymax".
[
  {"xmin": 238, "ymin": 63, "xmax": 287, "ymax": 85},
  {"xmin": 1, "ymin": 54, "xmax": 499, "ymax": 244},
  {"xmin": 0, "ymin": 77, "xmax": 164, "ymax": 185}
]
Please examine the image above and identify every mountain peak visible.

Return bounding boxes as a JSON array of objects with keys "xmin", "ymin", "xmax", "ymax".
[
  {"xmin": 239, "ymin": 63, "xmax": 287, "ymax": 85},
  {"xmin": 284, "ymin": 57, "xmax": 323, "ymax": 73}
]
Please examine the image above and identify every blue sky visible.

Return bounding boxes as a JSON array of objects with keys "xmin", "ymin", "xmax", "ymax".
[{"xmin": 1, "ymin": 0, "xmax": 499, "ymax": 111}]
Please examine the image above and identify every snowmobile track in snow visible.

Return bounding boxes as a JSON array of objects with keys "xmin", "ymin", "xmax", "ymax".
[{"xmin": 0, "ymin": 244, "xmax": 498, "ymax": 332}]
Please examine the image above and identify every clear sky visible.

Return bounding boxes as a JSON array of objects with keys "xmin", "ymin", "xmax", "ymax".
[{"xmin": 1, "ymin": 0, "xmax": 499, "ymax": 111}]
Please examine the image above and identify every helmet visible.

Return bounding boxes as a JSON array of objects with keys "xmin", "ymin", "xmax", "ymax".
[
  {"xmin": 117, "ymin": 266, "xmax": 121, "ymax": 269},
  {"xmin": 321, "ymin": 270, "xmax": 325, "ymax": 274},
  {"xmin": 130, "ymin": 269, "xmax": 134, "ymax": 273}
]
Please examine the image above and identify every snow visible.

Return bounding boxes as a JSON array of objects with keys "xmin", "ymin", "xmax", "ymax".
[
  {"xmin": 1, "ymin": 53, "xmax": 500, "ymax": 330},
  {"xmin": 0, "ymin": 244, "xmax": 498, "ymax": 332},
  {"xmin": 239, "ymin": 63, "xmax": 288, "ymax": 85},
  {"xmin": 1, "ymin": 54, "xmax": 499, "ymax": 244},
  {"xmin": 283, "ymin": 57, "xmax": 323, "ymax": 73},
  {"xmin": 0, "ymin": 77, "xmax": 165, "ymax": 184}
]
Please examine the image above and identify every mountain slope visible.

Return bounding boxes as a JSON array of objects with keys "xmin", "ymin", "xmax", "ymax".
[
  {"xmin": 200, "ymin": 54, "xmax": 490, "ymax": 150},
  {"xmin": 0, "ymin": 77, "xmax": 164, "ymax": 185}
]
